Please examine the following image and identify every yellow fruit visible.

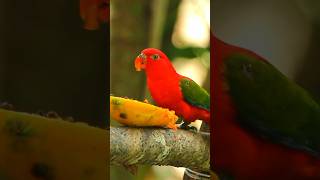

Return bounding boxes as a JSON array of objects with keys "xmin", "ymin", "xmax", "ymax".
[
  {"xmin": 110, "ymin": 96, "xmax": 178, "ymax": 130},
  {"xmin": 0, "ymin": 108, "xmax": 106, "ymax": 180}
]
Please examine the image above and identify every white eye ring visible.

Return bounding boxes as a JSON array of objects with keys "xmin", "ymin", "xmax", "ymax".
[{"xmin": 150, "ymin": 54, "xmax": 160, "ymax": 60}]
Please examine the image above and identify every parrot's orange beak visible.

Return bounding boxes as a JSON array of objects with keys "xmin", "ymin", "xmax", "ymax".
[{"xmin": 135, "ymin": 54, "xmax": 146, "ymax": 71}]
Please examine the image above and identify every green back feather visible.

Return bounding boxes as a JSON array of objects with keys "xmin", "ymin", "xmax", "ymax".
[
  {"xmin": 179, "ymin": 77, "xmax": 210, "ymax": 111},
  {"xmin": 224, "ymin": 54, "xmax": 320, "ymax": 156}
]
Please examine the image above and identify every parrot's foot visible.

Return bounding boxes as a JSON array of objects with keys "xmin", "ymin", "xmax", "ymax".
[
  {"xmin": 180, "ymin": 122, "xmax": 198, "ymax": 132},
  {"xmin": 179, "ymin": 122, "xmax": 190, "ymax": 129},
  {"xmin": 176, "ymin": 117, "xmax": 184, "ymax": 124},
  {"xmin": 143, "ymin": 99, "xmax": 149, "ymax": 104}
]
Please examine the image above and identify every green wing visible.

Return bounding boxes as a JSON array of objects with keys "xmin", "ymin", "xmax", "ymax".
[
  {"xmin": 224, "ymin": 54, "xmax": 320, "ymax": 157},
  {"xmin": 179, "ymin": 77, "xmax": 210, "ymax": 111}
]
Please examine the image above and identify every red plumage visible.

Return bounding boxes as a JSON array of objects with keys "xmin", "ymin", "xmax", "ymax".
[{"xmin": 135, "ymin": 48, "xmax": 210, "ymax": 123}]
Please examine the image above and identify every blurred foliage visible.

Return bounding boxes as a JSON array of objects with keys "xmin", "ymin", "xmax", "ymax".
[
  {"xmin": 295, "ymin": 0, "xmax": 320, "ymax": 101},
  {"xmin": 161, "ymin": 0, "xmax": 210, "ymax": 92},
  {"xmin": 295, "ymin": 24, "xmax": 320, "ymax": 102},
  {"xmin": 161, "ymin": 0, "xmax": 209, "ymax": 61},
  {"xmin": 0, "ymin": 0, "xmax": 108, "ymax": 128},
  {"xmin": 110, "ymin": 0, "xmax": 151, "ymax": 99}
]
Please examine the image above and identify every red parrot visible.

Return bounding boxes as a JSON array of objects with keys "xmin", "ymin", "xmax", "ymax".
[
  {"xmin": 212, "ymin": 33, "xmax": 320, "ymax": 179},
  {"xmin": 134, "ymin": 48, "xmax": 210, "ymax": 126}
]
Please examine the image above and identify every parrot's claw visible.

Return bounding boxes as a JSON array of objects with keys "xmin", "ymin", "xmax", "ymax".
[
  {"xmin": 189, "ymin": 126, "xmax": 198, "ymax": 132},
  {"xmin": 143, "ymin": 99, "xmax": 149, "ymax": 104},
  {"xmin": 180, "ymin": 122, "xmax": 198, "ymax": 132},
  {"xmin": 176, "ymin": 117, "xmax": 184, "ymax": 124},
  {"xmin": 179, "ymin": 122, "xmax": 188, "ymax": 129}
]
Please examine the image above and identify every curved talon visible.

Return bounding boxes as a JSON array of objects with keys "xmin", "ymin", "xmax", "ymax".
[
  {"xmin": 176, "ymin": 117, "xmax": 183, "ymax": 124},
  {"xmin": 189, "ymin": 126, "xmax": 198, "ymax": 132},
  {"xmin": 180, "ymin": 122, "xmax": 198, "ymax": 132}
]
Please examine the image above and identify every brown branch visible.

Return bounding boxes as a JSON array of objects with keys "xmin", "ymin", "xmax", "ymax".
[{"xmin": 110, "ymin": 126, "xmax": 210, "ymax": 172}]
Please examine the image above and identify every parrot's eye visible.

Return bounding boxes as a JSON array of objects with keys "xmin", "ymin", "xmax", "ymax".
[{"xmin": 150, "ymin": 54, "xmax": 160, "ymax": 60}]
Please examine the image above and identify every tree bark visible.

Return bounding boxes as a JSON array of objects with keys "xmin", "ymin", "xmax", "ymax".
[{"xmin": 110, "ymin": 126, "xmax": 210, "ymax": 172}]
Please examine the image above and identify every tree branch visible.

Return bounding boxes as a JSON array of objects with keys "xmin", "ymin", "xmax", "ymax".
[{"xmin": 110, "ymin": 126, "xmax": 210, "ymax": 172}]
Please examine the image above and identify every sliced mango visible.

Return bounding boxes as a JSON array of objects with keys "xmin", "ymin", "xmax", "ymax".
[{"xmin": 110, "ymin": 96, "xmax": 178, "ymax": 130}]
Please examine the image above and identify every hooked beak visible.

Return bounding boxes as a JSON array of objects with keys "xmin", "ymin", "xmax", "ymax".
[{"xmin": 135, "ymin": 54, "xmax": 146, "ymax": 71}]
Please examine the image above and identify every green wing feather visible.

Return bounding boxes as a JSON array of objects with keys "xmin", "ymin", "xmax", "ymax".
[
  {"xmin": 224, "ymin": 54, "xmax": 320, "ymax": 156},
  {"xmin": 179, "ymin": 77, "xmax": 210, "ymax": 111}
]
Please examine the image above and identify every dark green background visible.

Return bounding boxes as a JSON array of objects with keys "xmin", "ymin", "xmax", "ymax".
[{"xmin": 0, "ymin": 0, "xmax": 109, "ymax": 128}]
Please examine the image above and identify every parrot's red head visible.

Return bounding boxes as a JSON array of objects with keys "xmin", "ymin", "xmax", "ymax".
[{"xmin": 134, "ymin": 48, "xmax": 170, "ymax": 71}]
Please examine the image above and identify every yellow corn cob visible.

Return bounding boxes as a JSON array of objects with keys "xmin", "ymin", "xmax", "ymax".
[
  {"xmin": 0, "ymin": 108, "xmax": 106, "ymax": 180},
  {"xmin": 110, "ymin": 96, "xmax": 178, "ymax": 130}
]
